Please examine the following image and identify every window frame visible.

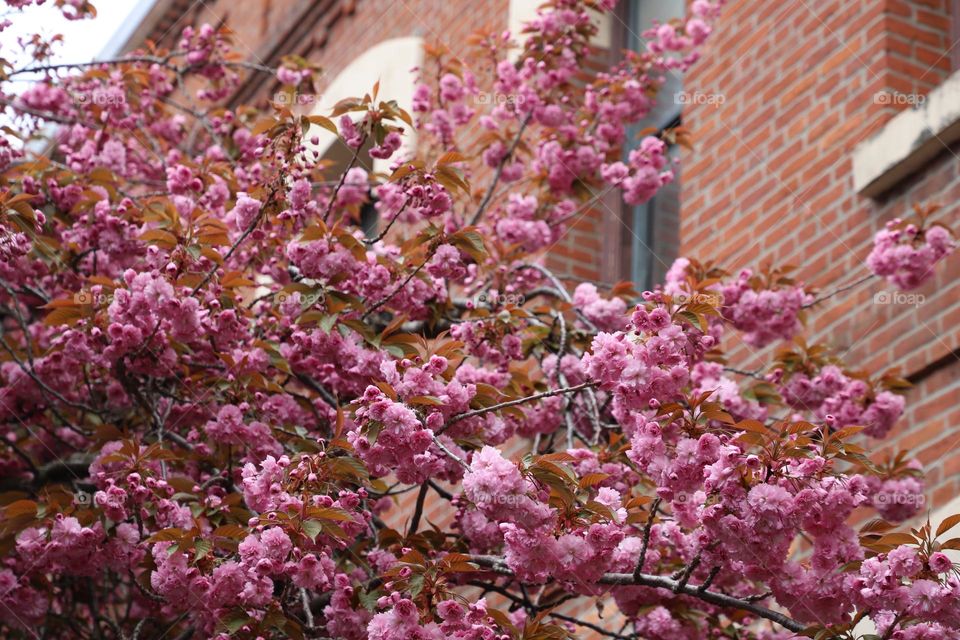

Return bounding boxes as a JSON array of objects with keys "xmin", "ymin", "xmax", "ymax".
[{"xmin": 599, "ymin": 0, "xmax": 684, "ymax": 290}]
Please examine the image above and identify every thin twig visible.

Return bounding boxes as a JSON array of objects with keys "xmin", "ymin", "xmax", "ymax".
[
  {"xmin": 300, "ymin": 588, "xmax": 315, "ymax": 628},
  {"xmin": 9, "ymin": 54, "xmax": 182, "ymax": 77},
  {"xmin": 634, "ymin": 497, "xmax": 661, "ymax": 580},
  {"xmin": 438, "ymin": 382, "xmax": 596, "ymax": 434},
  {"xmin": 361, "ymin": 257, "xmax": 430, "ymax": 321},
  {"xmin": 190, "ymin": 208, "xmax": 267, "ymax": 296},
  {"xmin": 803, "ymin": 273, "xmax": 874, "ymax": 308},
  {"xmin": 723, "ymin": 366, "xmax": 765, "ymax": 380},
  {"xmin": 547, "ymin": 612, "xmax": 632, "ymax": 639},
  {"xmin": 468, "ymin": 112, "xmax": 532, "ymax": 226},
  {"xmin": 363, "ymin": 198, "xmax": 410, "ymax": 244},
  {"xmin": 431, "ymin": 435, "xmax": 469, "ymax": 470},
  {"xmin": 0, "ymin": 338, "xmax": 98, "ymax": 413},
  {"xmin": 322, "ymin": 134, "xmax": 367, "ymax": 223}
]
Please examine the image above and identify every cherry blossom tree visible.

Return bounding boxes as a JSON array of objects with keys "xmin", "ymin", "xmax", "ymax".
[{"xmin": 0, "ymin": 0, "xmax": 958, "ymax": 638}]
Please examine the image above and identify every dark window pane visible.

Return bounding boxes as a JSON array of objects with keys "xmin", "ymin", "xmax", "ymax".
[{"xmin": 622, "ymin": 0, "xmax": 684, "ymax": 290}]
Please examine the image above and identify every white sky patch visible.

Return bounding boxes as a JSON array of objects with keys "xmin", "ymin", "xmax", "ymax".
[{"xmin": 3, "ymin": 0, "xmax": 144, "ymax": 90}]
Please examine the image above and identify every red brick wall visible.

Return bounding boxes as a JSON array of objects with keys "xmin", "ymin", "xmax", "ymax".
[
  {"xmin": 143, "ymin": 0, "xmax": 510, "ymax": 104},
  {"xmin": 683, "ymin": 0, "xmax": 960, "ymax": 511}
]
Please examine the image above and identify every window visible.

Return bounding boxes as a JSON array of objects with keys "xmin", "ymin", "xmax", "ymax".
[{"xmin": 621, "ymin": 0, "xmax": 684, "ymax": 290}]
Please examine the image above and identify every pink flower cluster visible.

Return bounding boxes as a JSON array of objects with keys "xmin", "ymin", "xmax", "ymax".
[
  {"xmin": 572, "ymin": 283, "xmax": 628, "ymax": 331},
  {"xmin": 105, "ymin": 268, "xmax": 203, "ymax": 364},
  {"xmin": 412, "ymin": 70, "xmax": 477, "ymax": 147},
  {"xmin": 367, "ymin": 595, "xmax": 503, "ymax": 640},
  {"xmin": 690, "ymin": 361, "xmax": 767, "ymax": 421},
  {"xmin": 601, "ymin": 137, "xmax": 674, "ymax": 205},
  {"xmin": 373, "ymin": 174, "xmax": 453, "ymax": 223},
  {"xmin": 493, "ymin": 194, "xmax": 555, "ymax": 252},
  {"xmin": 426, "ymin": 243, "xmax": 467, "ymax": 281},
  {"xmin": 867, "ymin": 219, "xmax": 955, "ymax": 290},
  {"xmin": 581, "ymin": 306, "xmax": 711, "ymax": 420},
  {"xmin": 867, "ymin": 471, "xmax": 925, "ymax": 523},
  {"xmin": 6, "ymin": 0, "xmax": 960, "ymax": 637},
  {"xmin": 177, "ymin": 24, "xmax": 238, "ymax": 101},
  {"xmin": 779, "ymin": 364, "xmax": 905, "ymax": 438},
  {"xmin": 848, "ymin": 546, "xmax": 960, "ymax": 634},
  {"xmin": 204, "ymin": 403, "xmax": 281, "ymax": 462},
  {"xmin": 350, "ymin": 356, "xmax": 474, "ymax": 483},
  {"xmin": 462, "ymin": 447, "xmax": 625, "ymax": 585},
  {"xmin": 720, "ymin": 269, "xmax": 812, "ymax": 347}
]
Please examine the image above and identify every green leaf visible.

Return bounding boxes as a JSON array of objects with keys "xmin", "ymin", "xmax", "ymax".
[
  {"xmin": 301, "ymin": 520, "xmax": 323, "ymax": 541},
  {"xmin": 407, "ymin": 573, "xmax": 425, "ymax": 598},
  {"xmin": 194, "ymin": 538, "xmax": 212, "ymax": 561}
]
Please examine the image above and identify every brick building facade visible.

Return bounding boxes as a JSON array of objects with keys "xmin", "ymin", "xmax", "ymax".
[
  {"xmin": 682, "ymin": 0, "xmax": 960, "ymax": 520},
  {"xmin": 123, "ymin": 0, "xmax": 960, "ymax": 552}
]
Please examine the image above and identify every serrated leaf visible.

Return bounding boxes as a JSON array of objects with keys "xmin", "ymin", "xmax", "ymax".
[
  {"xmin": 301, "ymin": 520, "xmax": 323, "ymax": 541},
  {"xmin": 579, "ymin": 473, "xmax": 609, "ymax": 488},
  {"xmin": 213, "ymin": 524, "xmax": 248, "ymax": 539},
  {"xmin": 140, "ymin": 229, "xmax": 179, "ymax": 248},
  {"xmin": 875, "ymin": 532, "xmax": 916, "ymax": 546},
  {"xmin": 147, "ymin": 528, "xmax": 185, "ymax": 543},
  {"xmin": 43, "ymin": 306, "xmax": 84, "ymax": 327},
  {"xmin": 937, "ymin": 513, "xmax": 960, "ymax": 537},
  {"xmin": 4, "ymin": 500, "xmax": 37, "ymax": 518},
  {"xmin": 305, "ymin": 114, "xmax": 338, "ymax": 135},
  {"xmin": 194, "ymin": 538, "xmax": 212, "ymax": 561}
]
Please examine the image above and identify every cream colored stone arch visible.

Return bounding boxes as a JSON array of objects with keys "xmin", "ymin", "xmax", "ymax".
[{"xmin": 307, "ymin": 36, "xmax": 424, "ymax": 173}]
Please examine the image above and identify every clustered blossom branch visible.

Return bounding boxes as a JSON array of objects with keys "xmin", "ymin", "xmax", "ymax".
[
  {"xmin": 0, "ymin": 0, "xmax": 957, "ymax": 639},
  {"xmin": 468, "ymin": 555, "xmax": 806, "ymax": 633}
]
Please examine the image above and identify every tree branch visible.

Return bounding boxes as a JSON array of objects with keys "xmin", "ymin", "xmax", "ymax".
[
  {"xmin": 406, "ymin": 483, "xmax": 429, "ymax": 537},
  {"xmin": 547, "ymin": 612, "xmax": 632, "ymax": 639},
  {"xmin": 468, "ymin": 555, "xmax": 805, "ymax": 634},
  {"xmin": 437, "ymin": 382, "xmax": 596, "ymax": 435},
  {"xmin": 634, "ymin": 497, "xmax": 660, "ymax": 580},
  {"xmin": 803, "ymin": 273, "xmax": 874, "ymax": 308},
  {"xmin": 469, "ymin": 112, "xmax": 532, "ymax": 226}
]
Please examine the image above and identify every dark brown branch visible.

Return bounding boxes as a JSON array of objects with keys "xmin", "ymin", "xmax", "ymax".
[
  {"xmin": 468, "ymin": 555, "xmax": 806, "ymax": 634},
  {"xmin": 292, "ymin": 373, "xmax": 339, "ymax": 409},
  {"xmin": 698, "ymin": 566, "xmax": 720, "ymax": 593},
  {"xmin": 672, "ymin": 553, "xmax": 701, "ymax": 593},
  {"xmin": 0, "ymin": 456, "xmax": 93, "ymax": 492},
  {"xmin": 437, "ymin": 381, "xmax": 596, "ymax": 435},
  {"xmin": 427, "ymin": 480, "xmax": 453, "ymax": 500},
  {"xmin": 469, "ymin": 112, "xmax": 532, "ymax": 226},
  {"xmin": 406, "ymin": 483, "xmax": 429, "ymax": 537},
  {"xmin": 634, "ymin": 497, "xmax": 661, "ymax": 580},
  {"xmin": 547, "ymin": 612, "xmax": 632, "ymax": 639}
]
